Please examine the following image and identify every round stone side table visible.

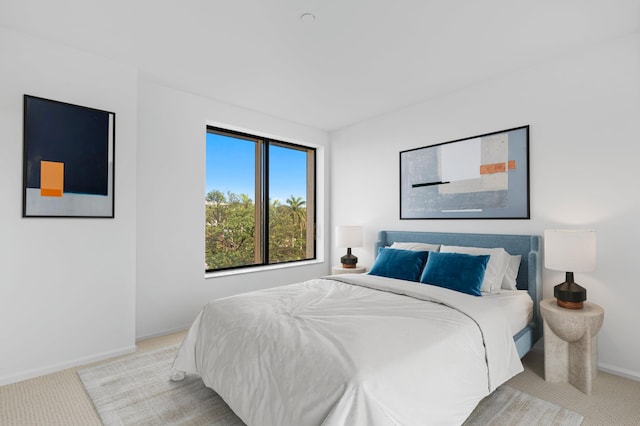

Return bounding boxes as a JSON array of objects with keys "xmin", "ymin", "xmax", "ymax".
[
  {"xmin": 540, "ymin": 298, "xmax": 604, "ymax": 395},
  {"xmin": 331, "ymin": 266, "xmax": 367, "ymax": 275}
]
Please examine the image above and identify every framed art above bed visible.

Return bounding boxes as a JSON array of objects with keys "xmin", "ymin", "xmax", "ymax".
[{"xmin": 400, "ymin": 125, "xmax": 529, "ymax": 219}]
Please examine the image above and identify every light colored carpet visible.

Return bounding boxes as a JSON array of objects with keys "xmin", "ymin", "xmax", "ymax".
[
  {"xmin": 78, "ymin": 345, "xmax": 583, "ymax": 426},
  {"xmin": 507, "ymin": 346, "xmax": 640, "ymax": 426}
]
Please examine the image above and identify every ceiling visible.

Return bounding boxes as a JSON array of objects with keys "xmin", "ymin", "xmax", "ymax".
[{"xmin": 1, "ymin": 0, "xmax": 638, "ymax": 132}]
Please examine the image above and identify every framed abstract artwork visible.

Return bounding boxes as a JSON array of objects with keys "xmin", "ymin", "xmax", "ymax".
[
  {"xmin": 400, "ymin": 125, "xmax": 529, "ymax": 219},
  {"xmin": 22, "ymin": 95, "xmax": 116, "ymax": 218}
]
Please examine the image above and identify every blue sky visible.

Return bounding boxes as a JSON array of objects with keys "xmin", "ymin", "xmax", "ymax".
[{"xmin": 206, "ymin": 132, "xmax": 307, "ymax": 203}]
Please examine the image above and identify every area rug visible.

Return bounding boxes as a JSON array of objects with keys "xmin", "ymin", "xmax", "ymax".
[
  {"xmin": 78, "ymin": 345, "xmax": 583, "ymax": 426},
  {"xmin": 462, "ymin": 385, "xmax": 583, "ymax": 425}
]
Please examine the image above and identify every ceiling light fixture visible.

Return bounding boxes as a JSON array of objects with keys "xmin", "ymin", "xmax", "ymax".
[{"xmin": 300, "ymin": 12, "xmax": 316, "ymax": 22}]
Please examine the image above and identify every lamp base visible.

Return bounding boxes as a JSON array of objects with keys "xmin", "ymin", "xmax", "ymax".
[
  {"xmin": 341, "ymin": 248, "xmax": 358, "ymax": 268},
  {"xmin": 554, "ymin": 272, "xmax": 586, "ymax": 310},
  {"xmin": 556, "ymin": 299, "xmax": 584, "ymax": 310}
]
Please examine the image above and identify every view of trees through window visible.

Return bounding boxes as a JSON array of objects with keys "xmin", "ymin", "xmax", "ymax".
[{"xmin": 205, "ymin": 127, "xmax": 315, "ymax": 271}]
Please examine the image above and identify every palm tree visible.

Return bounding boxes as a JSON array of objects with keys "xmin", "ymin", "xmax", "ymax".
[
  {"xmin": 286, "ymin": 196, "xmax": 306, "ymax": 250},
  {"xmin": 239, "ymin": 193, "xmax": 252, "ymax": 205}
]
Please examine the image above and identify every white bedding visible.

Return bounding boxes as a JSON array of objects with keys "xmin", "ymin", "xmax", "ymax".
[
  {"xmin": 172, "ymin": 274, "xmax": 523, "ymax": 426},
  {"xmin": 480, "ymin": 290, "xmax": 534, "ymax": 336}
]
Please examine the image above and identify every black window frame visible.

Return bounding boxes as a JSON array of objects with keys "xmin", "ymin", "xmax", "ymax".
[{"xmin": 205, "ymin": 125, "xmax": 316, "ymax": 273}]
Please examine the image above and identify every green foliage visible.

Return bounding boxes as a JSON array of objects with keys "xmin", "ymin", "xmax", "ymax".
[{"xmin": 205, "ymin": 190, "xmax": 309, "ymax": 270}]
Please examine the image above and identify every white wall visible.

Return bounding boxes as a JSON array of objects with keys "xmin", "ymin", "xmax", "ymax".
[
  {"xmin": 0, "ymin": 28, "xmax": 138, "ymax": 385},
  {"xmin": 330, "ymin": 33, "xmax": 640, "ymax": 380},
  {"xmin": 135, "ymin": 78, "xmax": 330, "ymax": 339}
]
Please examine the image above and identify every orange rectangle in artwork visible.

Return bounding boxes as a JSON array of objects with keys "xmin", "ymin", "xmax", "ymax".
[
  {"xmin": 40, "ymin": 160, "xmax": 64, "ymax": 197},
  {"xmin": 480, "ymin": 160, "xmax": 517, "ymax": 175},
  {"xmin": 480, "ymin": 162, "xmax": 506, "ymax": 174},
  {"xmin": 40, "ymin": 188, "xmax": 63, "ymax": 197}
]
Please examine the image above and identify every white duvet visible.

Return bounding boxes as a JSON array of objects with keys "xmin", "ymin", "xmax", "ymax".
[{"xmin": 172, "ymin": 274, "xmax": 523, "ymax": 426}]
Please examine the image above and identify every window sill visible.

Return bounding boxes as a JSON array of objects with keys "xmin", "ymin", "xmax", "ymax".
[{"xmin": 205, "ymin": 259, "xmax": 324, "ymax": 279}]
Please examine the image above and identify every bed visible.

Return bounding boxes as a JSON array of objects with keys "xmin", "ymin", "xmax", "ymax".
[
  {"xmin": 172, "ymin": 231, "xmax": 542, "ymax": 425},
  {"xmin": 375, "ymin": 231, "xmax": 542, "ymax": 357}
]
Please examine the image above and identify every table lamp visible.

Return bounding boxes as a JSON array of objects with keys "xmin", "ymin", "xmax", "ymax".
[
  {"xmin": 544, "ymin": 229, "xmax": 596, "ymax": 309},
  {"xmin": 336, "ymin": 225, "xmax": 363, "ymax": 268}
]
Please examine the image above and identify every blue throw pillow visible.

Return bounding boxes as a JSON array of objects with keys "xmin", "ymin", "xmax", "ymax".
[
  {"xmin": 419, "ymin": 251, "xmax": 489, "ymax": 296},
  {"xmin": 368, "ymin": 248, "xmax": 429, "ymax": 282}
]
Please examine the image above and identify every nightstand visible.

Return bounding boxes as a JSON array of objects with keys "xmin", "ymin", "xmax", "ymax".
[
  {"xmin": 540, "ymin": 298, "xmax": 604, "ymax": 395},
  {"xmin": 332, "ymin": 266, "xmax": 367, "ymax": 275}
]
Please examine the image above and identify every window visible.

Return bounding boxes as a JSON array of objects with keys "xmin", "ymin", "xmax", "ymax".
[{"xmin": 205, "ymin": 126, "xmax": 316, "ymax": 272}]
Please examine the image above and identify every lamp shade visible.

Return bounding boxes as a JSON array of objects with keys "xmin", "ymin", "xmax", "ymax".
[
  {"xmin": 544, "ymin": 229, "xmax": 596, "ymax": 272},
  {"xmin": 336, "ymin": 226, "xmax": 363, "ymax": 248}
]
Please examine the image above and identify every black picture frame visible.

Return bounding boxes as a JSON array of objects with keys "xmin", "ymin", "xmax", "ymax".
[
  {"xmin": 400, "ymin": 125, "xmax": 529, "ymax": 220},
  {"xmin": 22, "ymin": 95, "xmax": 116, "ymax": 218}
]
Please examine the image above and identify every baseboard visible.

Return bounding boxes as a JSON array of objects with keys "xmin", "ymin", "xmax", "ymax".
[
  {"xmin": 598, "ymin": 362, "xmax": 640, "ymax": 382},
  {"xmin": 135, "ymin": 324, "xmax": 190, "ymax": 342},
  {"xmin": 0, "ymin": 344, "xmax": 136, "ymax": 387}
]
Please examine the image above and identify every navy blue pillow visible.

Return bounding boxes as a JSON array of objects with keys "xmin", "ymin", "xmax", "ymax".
[
  {"xmin": 419, "ymin": 251, "xmax": 489, "ymax": 296},
  {"xmin": 368, "ymin": 248, "xmax": 429, "ymax": 282}
]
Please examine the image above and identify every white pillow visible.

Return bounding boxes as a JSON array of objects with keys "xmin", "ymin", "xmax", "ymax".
[
  {"xmin": 501, "ymin": 255, "xmax": 522, "ymax": 290},
  {"xmin": 390, "ymin": 242, "xmax": 440, "ymax": 252},
  {"xmin": 439, "ymin": 245, "xmax": 510, "ymax": 293}
]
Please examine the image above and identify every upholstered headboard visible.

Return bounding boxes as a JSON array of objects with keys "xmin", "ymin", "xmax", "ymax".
[{"xmin": 375, "ymin": 230, "xmax": 542, "ymax": 355}]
